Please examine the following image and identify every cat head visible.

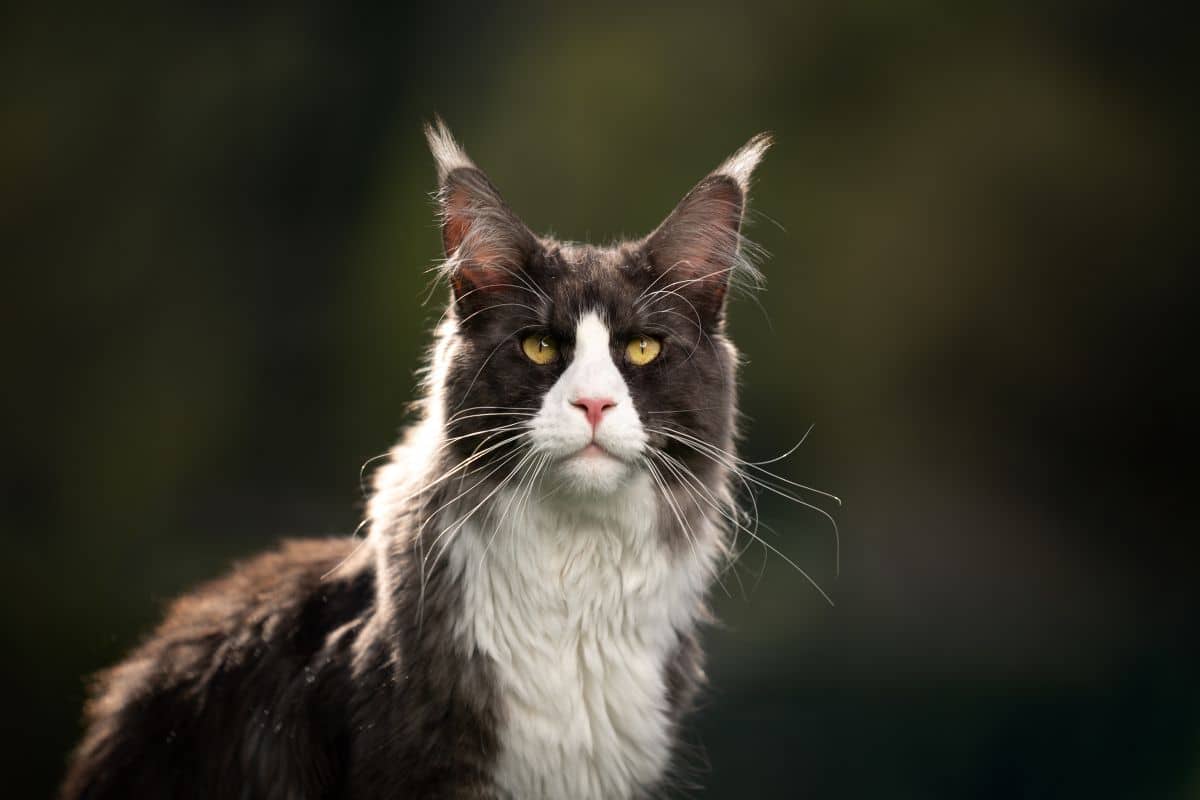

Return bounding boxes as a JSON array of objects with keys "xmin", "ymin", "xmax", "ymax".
[{"xmin": 425, "ymin": 120, "xmax": 769, "ymax": 496}]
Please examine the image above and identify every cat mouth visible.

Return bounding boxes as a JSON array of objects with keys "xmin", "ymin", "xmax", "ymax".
[{"xmin": 577, "ymin": 442, "xmax": 611, "ymax": 458}]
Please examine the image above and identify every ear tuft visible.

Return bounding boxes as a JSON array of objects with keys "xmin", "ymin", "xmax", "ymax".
[
  {"xmin": 712, "ymin": 132, "xmax": 773, "ymax": 193},
  {"xmin": 641, "ymin": 133, "xmax": 772, "ymax": 324},
  {"xmin": 424, "ymin": 119, "xmax": 539, "ymax": 313},
  {"xmin": 424, "ymin": 116, "xmax": 476, "ymax": 183}
]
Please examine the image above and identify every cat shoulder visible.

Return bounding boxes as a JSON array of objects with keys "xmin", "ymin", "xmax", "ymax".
[{"xmin": 61, "ymin": 538, "xmax": 374, "ymax": 800}]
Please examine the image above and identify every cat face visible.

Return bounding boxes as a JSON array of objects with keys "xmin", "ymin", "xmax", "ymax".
[{"xmin": 427, "ymin": 121, "xmax": 769, "ymax": 496}]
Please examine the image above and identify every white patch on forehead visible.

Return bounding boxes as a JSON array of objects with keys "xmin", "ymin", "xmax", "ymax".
[
  {"xmin": 564, "ymin": 312, "xmax": 626, "ymax": 403},
  {"xmin": 574, "ymin": 312, "xmax": 610, "ymax": 357}
]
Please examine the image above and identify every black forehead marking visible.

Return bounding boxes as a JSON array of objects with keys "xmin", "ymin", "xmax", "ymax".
[{"xmin": 541, "ymin": 244, "xmax": 650, "ymax": 336}]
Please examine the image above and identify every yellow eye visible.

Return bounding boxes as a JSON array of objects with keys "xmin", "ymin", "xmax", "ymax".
[
  {"xmin": 626, "ymin": 334, "xmax": 662, "ymax": 366},
  {"xmin": 521, "ymin": 334, "xmax": 559, "ymax": 365}
]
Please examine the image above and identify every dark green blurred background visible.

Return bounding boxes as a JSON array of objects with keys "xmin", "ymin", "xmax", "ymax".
[{"xmin": 3, "ymin": 2, "xmax": 1196, "ymax": 797}]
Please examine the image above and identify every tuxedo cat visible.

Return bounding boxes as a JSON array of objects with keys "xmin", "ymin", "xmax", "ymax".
[{"xmin": 62, "ymin": 121, "xmax": 791, "ymax": 799}]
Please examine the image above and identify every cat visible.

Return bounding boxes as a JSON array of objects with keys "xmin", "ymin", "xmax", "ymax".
[{"xmin": 61, "ymin": 120, "xmax": 783, "ymax": 799}]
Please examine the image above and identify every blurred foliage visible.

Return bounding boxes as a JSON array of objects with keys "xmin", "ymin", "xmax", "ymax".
[{"xmin": 2, "ymin": 2, "xmax": 1196, "ymax": 797}]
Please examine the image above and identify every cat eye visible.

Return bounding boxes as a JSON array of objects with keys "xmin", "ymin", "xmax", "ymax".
[
  {"xmin": 521, "ymin": 334, "xmax": 559, "ymax": 365},
  {"xmin": 626, "ymin": 335, "xmax": 662, "ymax": 366}
]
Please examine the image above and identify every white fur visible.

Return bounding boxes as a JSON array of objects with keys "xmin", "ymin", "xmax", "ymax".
[
  {"xmin": 529, "ymin": 312, "xmax": 646, "ymax": 494},
  {"xmin": 714, "ymin": 132, "xmax": 772, "ymax": 192},
  {"xmin": 451, "ymin": 473, "xmax": 717, "ymax": 800},
  {"xmin": 445, "ymin": 312, "xmax": 719, "ymax": 799},
  {"xmin": 424, "ymin": 117, "xmax": 475, "ymax": 182}
]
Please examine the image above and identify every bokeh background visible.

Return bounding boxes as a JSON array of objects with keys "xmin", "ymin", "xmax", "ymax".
[{"xmin": 3, "ymin": 2, "xmax": 1196, "ymax": 797}]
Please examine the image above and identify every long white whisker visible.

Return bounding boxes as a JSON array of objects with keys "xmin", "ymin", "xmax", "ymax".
[
  {"xmin": 650, "ymin": 449, "xmax": 832, "ymax": 606},
  {"xmin": 446, "ymin": 411, "xmax": 539, "ymax": 426},
  {"xmin": 445, "ymin": 405, "xmax": 538, "ymax": 423},
  {"xmin": 416, "ymin": 444, "xmax": 531, "ymax": 624},
  {"xmin": 671, "ymin": 435, "xmax": 840, "ymax": 576},
  {"xmin": 452, "ymin": 324, "xmax": 543, "ymax": 411},
  {"xmin": 419, "ymin": 445, "xmax": 527, "ymax": 534},
  {"xmin": 400, "ymin": 431, "xmax": 530, "ymax": 503},
  {"xmin": 480, "ymin": 452, "xmax": 546, "ymax": 570},
  {"xmin": 358, "ymin": 451, "xmax": 392, "ymax": 498},
  {"xmin": 631, "ymin": 261, "xmax": 681, "ymax": 306},
  {"xmin": 426, "ymin": 447, "xmax": 532, "ymax": 581},
  {"xmin": 653, "ymin": 432, "xmax": 766, "ymax": 572},
  {"xmin": 456, "ymin": 302, "xmax": 540, "ymax": 328},
  {"xmin": 649, "ymin": 450, "xmax": 745, "ymax": 598},
  {"xmin": 482, "ymin": 262, "xmax": 553, "ymax": 305},
  {"xmin": 636, "ymin": 266, "xmax": 734, "ymax": 306},
  {"xmin": 642, "ymin": 455, "xmax": 732, "ymax": 599},
  {"xmin": 645, "ymin": 407, "xmax": 724, "ymax": 415},
  {"xmin": 655, "ymin": 422, "xmax": 842, "ymax": 508},
  {"xmin": 319, "ymin": 514, "xmax": 374, "ymax": 582},
  {"xmin": 430, "ymin": 282, "xmax": 545, "ymax": 331},
  {"xmin": 644, "ymin": 308, "xmax": 709, "ymax": 356},
  {"xmin": 440, "ymin": 421, "xmax": 532, "ymax": 446},
  {"xmin": 475, "ymin": 450, "xmax": 538, "ymax": 570},
  {"xmin": 651, "ymin": 425, "xmax": 840, "ymax": 578},
  {"xmin": 653, "ymin": 446, "xmax": 772, "ymax": 591}
]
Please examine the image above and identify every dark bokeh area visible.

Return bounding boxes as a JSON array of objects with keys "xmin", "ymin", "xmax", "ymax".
[{"xmin": 3, "ymin": 3, "xmax": 1196, "ymax": 796}]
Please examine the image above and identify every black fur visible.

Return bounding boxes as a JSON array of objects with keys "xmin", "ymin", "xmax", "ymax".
[{"xmin": 61, "ymin": 122, "xmax": 769, "ymax": 799}]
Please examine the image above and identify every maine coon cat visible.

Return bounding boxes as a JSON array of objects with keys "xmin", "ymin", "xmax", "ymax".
[{"xmin": 61, "ymin": 121, "xmax": 809, "ymax": 799}]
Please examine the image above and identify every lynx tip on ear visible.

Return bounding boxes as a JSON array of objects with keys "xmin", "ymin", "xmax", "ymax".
[
  {"xmin": 424, "ymin": 116, "xmax": 476, "ymax": 183},
  {"xmin": 712, "ymin": 132, "xmax": 773, "ymax": 192}
]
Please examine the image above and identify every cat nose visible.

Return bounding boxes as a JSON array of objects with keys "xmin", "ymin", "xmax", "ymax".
[{"xmin": 570, "ymin": 396, "xmax": 617, "ymax": 431}]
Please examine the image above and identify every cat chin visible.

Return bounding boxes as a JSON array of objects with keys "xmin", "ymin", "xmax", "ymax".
[{"xmin": 554, "ymin": 449, "xmax": 636, "ymax": 495}]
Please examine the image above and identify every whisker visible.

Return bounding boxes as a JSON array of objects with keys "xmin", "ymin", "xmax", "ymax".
[
  {"xmin": 634, "ymin": 266, "xmax": 734, "ymax": 310},
  {"xmin": 642, "ymin": 455, "xmax": 732, "ymax": 599},
  {"xmin": 479, "ymin": 451, "xmax": 547, "ymax": 570},
  {"xmin": 319, "ymin": 515, "xmax": 375, "ymax": 582},
  {"xmin": 401, "ymin": 431, "xmax": 530, "ymax": 503},
  {"xmin": 650, "ymin": 424, "xmax": 841, "ymax": 578},
  {"xmin": 649, "ymin": 451, "xmax": 746, "ymax": 599},
  {"xmin": 654, "ymin": 430, "xmax": 765, "ymax": 568},
  {"xmin": 452, "ymin": 324, "xmax": 543, "ymax": 411},
  {"xmin": 358, "ymin": 451, "xmax": 393, "ymax": 498},
  {"xmin": 644, "ymin": 308, "xmax": 709, "ymax": 357},
  {"xmin": 482, "ymin": 262, "xmax": 553, "ymax": 305},
  {"xmin": 456, "ymin": 302, "xmax": 540, "ymax": 328},
  {"xmin": 631, "ymin": 261, "xmax": 681, "ymax": 307},
  {"xmin": 416, "ymin": 444, "xmax": 531, "ymax": 624},
  {"xmin": 444, "ymin": 413, "xmax": 537, "ymax": 431},
  {"xmin": 658, "ymin": 422, "xmax": 842, "ymax": 506},
  {"xmin": 419, "ymin": 451, "xmax": 527, "ymax": 550},
  {"xmin": 652, "ymin": 446, "xmax": 772, "ymax": 592},
  {"xmin": 649, "ymin": 449, "xmax": 833, "ymax": 606},
  {"xmin": 425, "ymin": 446, "xmax": 533, "ymax": 583},
  {"xmin": 430, "ymin": 283, "xmax": 546, "ymax": 331},
  {"xmin": 646, "ymin": 407, "xmax": 724, "ymax": 415},
  {"xmin": 446, "ymin": 405, "xmax": 538, "ymax": 423}
]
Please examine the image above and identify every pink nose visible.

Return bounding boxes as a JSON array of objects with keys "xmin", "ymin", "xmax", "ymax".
[{"xmin": 571, "ymin": 396, "xmax": 617, "ymax": 430}]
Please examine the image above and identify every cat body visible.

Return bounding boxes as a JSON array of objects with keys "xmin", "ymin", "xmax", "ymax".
[{"xmin": 62, "ymin": 122, "xmax": 771, "ymax": 799}]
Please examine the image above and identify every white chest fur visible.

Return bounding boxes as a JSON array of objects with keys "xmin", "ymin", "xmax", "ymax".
[{"xmin": 448, "ymin": 472, "xmax": 716, "ymax": 800}]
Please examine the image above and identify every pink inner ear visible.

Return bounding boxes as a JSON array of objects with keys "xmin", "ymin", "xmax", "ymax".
[
  {"xmin": 648, "ymin": 176, "xmax": 744, "ymax": 307},
  {"xmin": 441, "ymin": 185, "xmax": 511, "ymax": 295},
  {"xmin": 450, "ymin": 261, "xmax": 510, "ymax": 297},
  {"xmin": 441, "ymin": 185, "xmax": 475, "ymax": 256}
]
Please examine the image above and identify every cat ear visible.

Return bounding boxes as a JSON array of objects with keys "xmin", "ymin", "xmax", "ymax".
[
  {"xmin": 425, "ymin": 118, "xmax": 538, "ymax": 307},
  {"xmin": 643, "ymin": 133, "xmax": 772, "ymax": 321}
]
